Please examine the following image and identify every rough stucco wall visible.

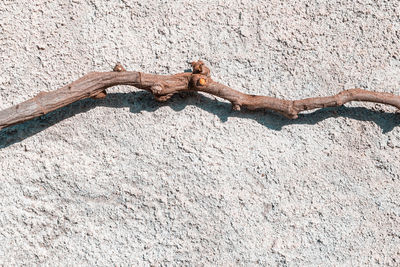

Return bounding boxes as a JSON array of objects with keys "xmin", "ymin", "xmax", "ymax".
[{"xmin": 0, "ymin": 0, "xmax": 400, "ymax": 265}]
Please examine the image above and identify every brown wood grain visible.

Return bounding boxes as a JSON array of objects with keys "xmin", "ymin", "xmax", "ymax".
[{"xmin": 1, "ymin": 61, "xmax": 399, "ymax": 130}]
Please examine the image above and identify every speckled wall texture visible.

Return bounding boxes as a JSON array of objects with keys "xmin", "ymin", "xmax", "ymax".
[{"xmin": 0, "ymin": 1, "xmax": 399, "ymax": 265}]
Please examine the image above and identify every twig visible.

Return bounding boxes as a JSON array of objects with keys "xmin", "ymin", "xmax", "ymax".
[{"xmin": 0, "ymin": 60, "xmax": 399, "ymax": 130}]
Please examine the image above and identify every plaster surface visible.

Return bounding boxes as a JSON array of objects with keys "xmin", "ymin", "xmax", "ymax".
[{"xmin": 0, "ymin": 1, "xmax": 399, "ymax": 265}]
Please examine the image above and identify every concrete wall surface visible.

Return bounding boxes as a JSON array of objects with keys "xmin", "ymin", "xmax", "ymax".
[{"xmin": 0, "ymin": 1, "xmax": 399, "ymax": 265}]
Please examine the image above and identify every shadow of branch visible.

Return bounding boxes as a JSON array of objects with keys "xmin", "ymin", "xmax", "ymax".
[{"xmin": 1, "ymin": 91, "xmax": 399, "ymax": 148}]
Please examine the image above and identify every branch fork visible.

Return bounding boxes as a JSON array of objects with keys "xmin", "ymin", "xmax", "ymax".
[{"xmin": 0, "ymin": 60, "xmax": 399, "ymax": 130}]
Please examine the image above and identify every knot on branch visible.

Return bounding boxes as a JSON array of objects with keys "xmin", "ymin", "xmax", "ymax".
[
  {"xmin": 154, "ymin": 93, "xmax": 173, "ymax": 102},
  {"xmin": 189, "ymin": 74, "xmax": 211, "ymax": 90},
  {"xmin": 150, "ymin": 84, "xmax": 164, "ymax": 95},
  {"xmin": 150, "ymin": 84, "xmax": 173, "ymax": 102},
  {"xmin": 191, "ymin": 60, "xmax": 210, "ymax": 76},
  {"xmin": 113, "ymin": 63, "xmax": 126, "ymax": 72},
  {"xmin": 91, "ymin": 90, "xmax": 107, "ymax": 99},
  {"xmin": 286, "ymin": 101, "xmax": 299, "ymax": 119},
  {"xmin": 232, "ymin": 103, "xmax": 241, "ymax": 111},
  {"xmin": 197, "ymin": 78, "xmax": 207, "ymax": 86}
]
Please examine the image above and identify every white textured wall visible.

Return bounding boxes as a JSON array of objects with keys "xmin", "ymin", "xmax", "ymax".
[{"xmin": 1, "ymin": 1, "xmax": 400, "ymax": 265}]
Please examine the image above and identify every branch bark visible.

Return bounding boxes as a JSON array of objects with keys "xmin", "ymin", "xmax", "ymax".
[{"xmin": 1, "ymin": 61, "xmax": 399, "ymax": 130}]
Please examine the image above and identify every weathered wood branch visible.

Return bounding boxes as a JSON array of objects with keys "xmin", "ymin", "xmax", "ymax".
[{"xmin": 1, "ymin": 60, "xmax": 399, "ymax": 130}]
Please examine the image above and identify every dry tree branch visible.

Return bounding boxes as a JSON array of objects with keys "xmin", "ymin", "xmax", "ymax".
[{"xmin": 0, "ymin": 60, "xmax": 399, "ymax": 130}]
